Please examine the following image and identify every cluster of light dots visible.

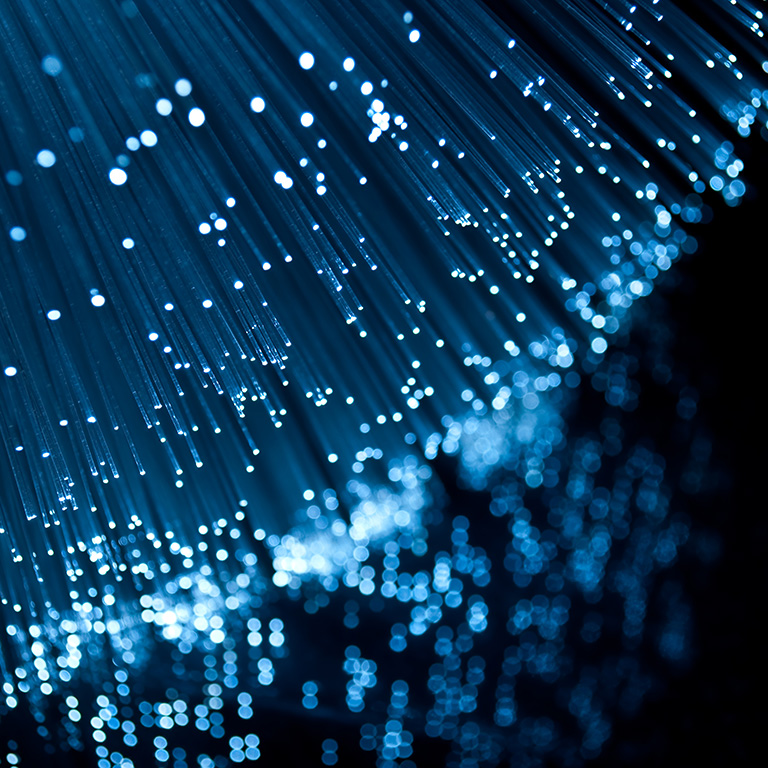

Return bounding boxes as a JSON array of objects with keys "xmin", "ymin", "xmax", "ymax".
[
  {"xmin": 0, "ymin": 292, "xmax": 721, "ymax": 765},
  {"xmin": 0, "ymin": 1, "xmax": 763, "ymax": 764}
]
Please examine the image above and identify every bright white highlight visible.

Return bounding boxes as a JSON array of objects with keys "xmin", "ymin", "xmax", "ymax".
[
  {"xmin": 274, "ymin": 171, "xmax": 294, "ymax": 189},
  {"xmin": 36, "ymin": 149, "xmax": 56, "ymax": 167},
  {"xmin": 188, "ymin": 108, "xmax": 206, "ymax": 127},
  {"xmin": 139, "ymin": 130, "xmax": 157, "ymax": 147},
  {"xmin": 109, "ymin": 168, "xmax": 127, "ymax": 186},
  {"xmin": 174, "ymin": 78, "xmax": 192, "ymax": 96},
  {"xmin": 155, "ymin": 98, "xmax": 173, "ymax": 116}
]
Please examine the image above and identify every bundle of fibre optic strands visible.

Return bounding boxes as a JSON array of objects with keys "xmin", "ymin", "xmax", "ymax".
[{"xmin": 0, "ymin": 0, "xmax": 764, "ymax": 765}]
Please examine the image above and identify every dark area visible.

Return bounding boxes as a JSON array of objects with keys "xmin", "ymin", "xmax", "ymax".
[{"xmin": 587, "ymin": 123, "xmax": 768, "ymax": 767}]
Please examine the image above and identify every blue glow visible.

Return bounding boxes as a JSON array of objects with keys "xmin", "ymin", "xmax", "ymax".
[{"xmin": 0, "ymin": 0, "xmax": 760, "ymax": 764}]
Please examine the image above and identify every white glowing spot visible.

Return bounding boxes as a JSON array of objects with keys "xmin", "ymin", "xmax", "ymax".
[
  {"xmin": 234, "ymin": 280, "xmax": 244, "ymax": 290},
  {"xmin": 155, "ymin": 98, "xmax": 173, "ymax": 116},
  {"xmin": 202, "ymin": 299, "xmax": 213, "ymax": 308},
  {"xmin": 343, "ymin": 57, "xmax": 355, "ymax": 71},
  {"xmin": 274, "ymin": 170, "xmax": 293, "ymax": 189},
  {"xmin": 148, "ymin": 332, "xmax": 159, "ymax": 341},
  {"xmin": 125, "ymin": 137, "xmax": 140, "ymax": 151},
  {"xmin": 109, "ymin": 168, "xmax": 127, "ymax": 186},
  {"xmin": 164, "ymin": 303, "xmax": 174, "ymax": 311},
  {"xmin": 91, "ymin": 294, "xmax": 106, "ymax": 307},
  {"xmin": 399, "ymin": 141, "xmax": 408, "ymax": 151},
  {"xmin": 188, "ymin": 107, "xmax": 205, "ymax": 127},
  {"xmin": 303, "ymin": 490, "xmax": 315, "ymax": 501},
  {"xmin": 4, "ymin": 366, "xmax": 17, "ymax": 377},
  {"xmin": 299, "ymin": 52, "xmax": 315, "ymax": 70},
  {"xmin": 409, "ymin": 29, "xmax": 421, "ymax": 43},
  {"xmin": 42, "ymin": 56, "xmax": 63, "ymax": 76},
  {"xmin": 263, "ymin": 262, "xmax": 271, "ymax": 270},
  {"xmin": 174, "ymin": 78, "xmax": 192, "ymax": 97},
  {"xmin": 199, "ymin": 222, "xmax": 211, "ymax": 235},
  {"xmin": 47, "ymin": 309, "xmax": 61, "ymax": 321},
  {"xmin": 122, "ymin": 238, "xmax": 134, "ymax": 249},
  {"xmin": 9, "ymin": 227, "xmax": 26, "ymax": 242},
  {"xmin": 36, "ymin": 149, "xmax": 56, "ymax": 167},
  {"xmin": 300, "ymin": 112, "xmax": 314, "ymax": 127},
  {"xmin": 250, "ymin": 97, "xmax": 266, "ymax": 113},
  {"xmin": 328, "ymin": 453, "xmax": 338, "ymax": 463},
  {"xmin": 226, "ymin": 197, "xmax": 236, "ymax": 207},
  {"xmin": 139, "ymin": 130, "xmax": 157, "ymax": 147},
  {"xmin": 214, "ymin": 218, "xmax": 227, "ymax": 231},
  {"xmin": 317, "ymin": 185, "xmax": 326, "ymax": 195},
  {"xmin": 361, "ymin": 81, "xmax": 373, "ymax": 95}
]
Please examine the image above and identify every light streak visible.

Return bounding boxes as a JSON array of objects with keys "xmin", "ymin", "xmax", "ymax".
[{"xmin": 0, "ymin": 0, "xmax": 764, "ymax": 764}]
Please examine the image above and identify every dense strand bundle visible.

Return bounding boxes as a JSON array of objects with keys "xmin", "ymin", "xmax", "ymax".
[{"xmin": 0, "ymin": 1, "xmax": 765, "ymax": 765}]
